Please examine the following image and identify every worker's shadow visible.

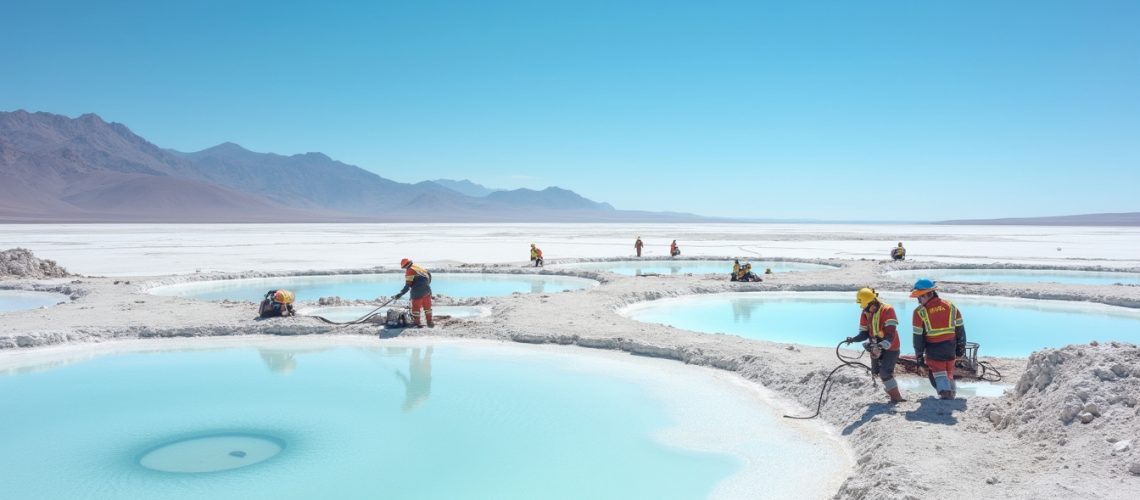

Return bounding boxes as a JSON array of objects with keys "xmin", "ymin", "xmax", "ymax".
[
  {"xmin": 904, "ymin": 397, "xmax": 968, "ymax": 425},
  {"xmin": 841, "ymin": 403, "xmax": 900, "ymax": 436},
  {"xmin": 379, "ymin": 327, "xmax": 405, "ymax": 339}
]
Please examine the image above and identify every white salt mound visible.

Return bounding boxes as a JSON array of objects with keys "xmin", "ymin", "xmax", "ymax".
[
  {"xmin": 1, "ymin": 248, "xmax": 70, "ymax": 279},
  {"xmin": 983, "ymin": 342, "xmax": 1140, "ymax": 477}
]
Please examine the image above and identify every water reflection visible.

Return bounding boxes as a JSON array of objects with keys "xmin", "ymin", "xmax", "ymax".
[
  {"xmin": 731, "ymin": 298, "xmax": 760, "ymax": 322},
  {"xmin": 259, "ymin": 350, "xmax": 298, "ymax": 375},
  {"xmin": 393, "ymin": 346, "xmax": 433, "ymax": 412}
]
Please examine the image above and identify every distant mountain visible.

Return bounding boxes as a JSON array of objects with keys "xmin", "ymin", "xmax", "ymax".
[
  {"xmin": 431, "ymin": 179, "xmax": 501, "ymax": 197},
  {"xmin": 0, "ymin": 110, "xmax": 710, "ymax": 222},
  {"xmin": 939, "ymin": 212, "xmax": 1140, "ymax": 227}
]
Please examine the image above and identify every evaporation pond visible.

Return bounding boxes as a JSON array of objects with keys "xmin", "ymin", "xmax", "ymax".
[
  {"xmin": 0, "ymin": 290, "xmax": 69, "ymax": 313},
  {"xmin": 0, "ymin": 339, "xmax": 849, "ymax": 500},
  {"xmin": 887, "ymin": 268, "xmax": 1140, "ymax": 285},
  {"xmin": 149, "ymin": 273, "xmax": 598, "ymax": 302},
  {"xmin": 622, "ymin": 291, "xmax": 1140, "ymax": 357},
  {"xmin": 555, "ymin": 260, "xmax": 835, "ymax": 276}
]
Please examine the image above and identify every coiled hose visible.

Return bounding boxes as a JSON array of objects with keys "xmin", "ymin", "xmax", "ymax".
[{"xmin": 784, "ymin": 341, "xmax": 875, "ymax": 420}]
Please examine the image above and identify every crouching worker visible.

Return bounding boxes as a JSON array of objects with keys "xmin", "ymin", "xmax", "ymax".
[
  {"xmin": 891, "ymin": 242, "xmax": 906, "ymax": 261},
  {"xmin": 910, "ymin": 279, "xmax": 967, "ymax": 400},
  {"xmin": 259, "ymin": 289, "xmax": 296, "ymax": 318},
  {"xmin": 845, "ymin": 287, "xmax": 905, "ymax": 403},
  {"xmin": 393, "ymin": 258, "xmax": 434, "ymax": 328}
]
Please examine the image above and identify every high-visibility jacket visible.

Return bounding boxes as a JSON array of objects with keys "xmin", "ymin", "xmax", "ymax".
[
  {"xmin": 913, "ymin": 296, "xmax": 966, "ymax": 361},
  {"xmin": 857, "ymin": 303, "xmax": 900, "ymax": 351},
  {"xmin": 399, "ymin": 264, "xmax": 433, "ymax": 299},
  {"xmin": 530, "ymin": 247, "xmax": 538, "ymax": 260}
]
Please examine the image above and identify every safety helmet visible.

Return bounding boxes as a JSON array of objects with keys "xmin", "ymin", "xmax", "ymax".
[
  {"xmin": 400, "ymin": 258, "xmax": 412, "ymax": 269},
  {"xmin": 910, "ymin": 278, "xmax": 937, "ymax": 298},
  {"xmin": 855, "ymin": 287, "xmax": 878, "ymax": 308}
]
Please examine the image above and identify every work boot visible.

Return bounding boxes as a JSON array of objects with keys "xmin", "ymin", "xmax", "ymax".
[
  {"xmin": 425, "ymin": 312, "xmax": 434, "ymax": 328},
  {"xmin": 938, "ymin": 390, "xmax": 954, "ymax": 400},
  {"xmin": 886, "ymin": 387, "xmax": 906, "ymax": 403}
]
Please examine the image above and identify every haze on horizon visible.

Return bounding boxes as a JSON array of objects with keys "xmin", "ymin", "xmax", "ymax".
[{"xmin": 2, "ymin": 1, "xmax": 1137, "ymax": 220}]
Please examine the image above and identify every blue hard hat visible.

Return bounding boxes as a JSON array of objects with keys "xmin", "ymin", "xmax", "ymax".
[{"xmin": 910, "ymin": 278, "xmax": 937, "ymax": 297}]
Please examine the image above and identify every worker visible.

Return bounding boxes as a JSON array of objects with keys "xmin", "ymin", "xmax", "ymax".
[
  {"xmin": 891, "ymin": 242, "xmax": 906, "ymax": 261},
  {"xmin": 258, "ymin": 289, "xmax": 295, "ymax": 318},
  {"xmin": 731, "ymin": 259, "xmax": 741, "ymax": 281},
  {"xmin": 393, "ymin": 258, "xmax": 433, "ymax": 328},
  {"xmin": 635, "ymin": 237, "xmax": 644, "ymax": 257},
  {"xmin": 670, "ymin": 240, "xmax": 680, "ymax": 257},
  {"xmin": 530, "ymin": 243, "xmax": 544, "ymax": 267},
  {"xmin": 765, "ymin": 267, "xmax": 773, "ymax": 275},
  {"xmin": 910, "ymin": 279, "xmax": 967, "ymax": 400},
  {"xmin": 845, "ymin": 288, "xmax": 905, "ymax": 403}
]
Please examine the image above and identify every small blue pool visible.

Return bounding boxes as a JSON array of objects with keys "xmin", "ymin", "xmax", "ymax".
[
  {"xmin": 0, "ymin": 340, "xmax": 850, "ymax": 499},
  {"xmin": 622, "ymin": 291, "xmax": 1140, "ymax": 357},
  {"xmin": 887, "ymin": 268, "xmax": 1140, "ymax": 286},
  {"xmin": 0, "ymin": 290, "xmax": 69, "ymax": 313},
  {"xmin": 554, "ymin": 260, "xmax": 835, "ymax": 277},
  {"xmin": 149, "ymin": 273, "xmax": 598, "ymax": 302}
]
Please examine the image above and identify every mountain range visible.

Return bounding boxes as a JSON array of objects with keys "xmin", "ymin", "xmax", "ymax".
[{"xmin": 0, "ymin": 110, "xmax": 706, "ymax": 223}]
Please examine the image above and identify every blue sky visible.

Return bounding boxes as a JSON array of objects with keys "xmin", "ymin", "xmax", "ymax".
[{"xmin": 2, "ymin": 1, "xmax": 1138, "ymax": 220}]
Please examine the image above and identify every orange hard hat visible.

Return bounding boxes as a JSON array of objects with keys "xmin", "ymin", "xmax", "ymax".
[{"xmin": 400, "ymin": 258, "xmax": 411, "ymax": 268}]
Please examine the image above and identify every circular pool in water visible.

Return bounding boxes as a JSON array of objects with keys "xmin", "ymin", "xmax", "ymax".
[
  {"xmin": 622, "ymin": 291, "xmax": 1140, "ymax": 357},
  {"xmin": 0, "ymin": 290, "xmax": 69, "ymax": 313},
  {"xmin": 149, "ymin": 273, "xmax": 598, "ymax": 302},
  {"xmin": 0, "ymin": 338, "xmax": 850, "ymax": 499},
  {"xmin": 554, "ymin": 260, "xmax": 836, "ymax": 276},
  {"xmin": 886, "ymin": 268, "xmax": 1140, "ymax": 286}
]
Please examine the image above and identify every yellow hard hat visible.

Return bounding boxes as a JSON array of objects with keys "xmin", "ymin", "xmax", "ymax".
[{"xmin": 855, "ymin": 287, "xmax": 878, "ymax": 308}]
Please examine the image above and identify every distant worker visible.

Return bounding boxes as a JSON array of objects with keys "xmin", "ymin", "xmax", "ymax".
[
  {"xmin": 670, "ymin": 239, "xmax": 680, "ymax": 257},
  {"xmin": 393, "ymin": 258, "xmax": 433, "ymax": 328},
  {"xmin": 765, "ymin": 267, "xmax": 773, "ymax": 275},
  {"xmin": 740, "ymin": 263, "xmax": 762, "ymax": 282},
  {"xmin": 731, "ymin": 259, "xmax": 741, "ymax": 281},
  {"xmin": 635, "ymin": 237, "xmax": 644, "ymax": 257},
  {"xmin": 530, "ymin": 244, "xmax": 544, "ymax": 267},
  {"xmin": 258, "ymin": 289, "xmax": 295, "ymax": 318},
  {"xmin": 845, "ymin": 288, "xmax": 905, "ymax": 403},
  {"xmin": 891, "ymin": 242, "xmax": 906, "ymax": 261},
  {"xmin": 910, "ymin": 279, "xmax": 967, "ymax": 400}
]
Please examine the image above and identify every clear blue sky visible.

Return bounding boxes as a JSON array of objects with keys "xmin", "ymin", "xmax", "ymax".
[{"xmin": 2, "ymin": 1, "xmax": 1138, "ymax": 220}]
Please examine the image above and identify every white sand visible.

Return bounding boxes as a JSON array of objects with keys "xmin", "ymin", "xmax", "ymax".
[{"xmin": 3, "ymin": 225, "xmax": 1140, "ymax": 498}]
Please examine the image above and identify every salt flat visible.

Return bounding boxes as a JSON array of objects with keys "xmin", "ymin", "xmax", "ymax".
[{"xmin": 3, "ymin": 223, "xmax": 1140, "ymax": 276}]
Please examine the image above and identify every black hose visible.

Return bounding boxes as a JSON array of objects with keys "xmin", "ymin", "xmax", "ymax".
[
  {"xmin": 784, "ymin": 341, "xmax": 874, "ymax": 420},
  {"xmin": 308, "ymin": 296, "xmax": 399, "ymax": 325},
  {"xmin": 977, "ymin": 360, "xmax": 1002, "ymax": 382}
]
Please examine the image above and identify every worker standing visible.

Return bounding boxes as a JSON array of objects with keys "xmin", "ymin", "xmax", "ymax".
[
  {"xmin": 530, "ymin": 244, "xmax": 544, "ymax": 267},
  {"xmin": 393, "ymin": 258, "xmax": 433, "ymax": 328},
  {"xmin": 845, "ymin": 288, "xmax": 905, "ymax": 403},
  {"xmin": 910, "ymin": 279, "xmax": 967, "ymax": 399},
  {"xmin": 891, "ymin": 242, "xmax": 906, "ymax": 261},
  {"xmin": 635, "ymin": 237, "xmax": 644, "ymax": 257},
  {"xmin": 670, "ymin": 239, "xmax": 680, "ymax": 257}
]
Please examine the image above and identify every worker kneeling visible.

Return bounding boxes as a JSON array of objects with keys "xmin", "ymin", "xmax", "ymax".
[
  {"xmin": 259, "ymin": 289, "xmax": 296, "ymax": 318},
  {"xmin": 910, "ymin": 279, "xmax": 967, "ymax": 400},
  {"xmin": 845, "ymin": 288, "xmax": 905, "ymax": 403},
  {"xmin": 393, "ymin": 258, "xmax": 434, "ymax": 328}
]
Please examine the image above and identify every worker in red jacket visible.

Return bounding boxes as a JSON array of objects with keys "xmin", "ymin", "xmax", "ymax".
[
  {"xmin": 910, "ymin": 279, "xmax": 967, "ymax": 399},
  {"xmin": 846, "ymin": 288, "xmax": 905, "ymax": 403},
  {"xmin": 394, "ymin": 258, "xmax": 433, "ymax": 328}
]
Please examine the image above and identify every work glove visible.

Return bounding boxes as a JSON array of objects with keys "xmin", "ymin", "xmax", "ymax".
[
  {"xmin": 915, "ymin": 356, "xmax": 925, "ymax": 367},
  {"xmin": 956, "ymin": 343, "xmax": 966, "ymax": 358},
  {"xmin": 392, "ymin": 293, "xmax": 403, "ymax": 300},
  {"xmin": 878, "ymin": 340, "xmax": 891, "ymax": 350},
  {"xmin": 844, "ymin": 337, "xmax": 854, "ymax": 344}
]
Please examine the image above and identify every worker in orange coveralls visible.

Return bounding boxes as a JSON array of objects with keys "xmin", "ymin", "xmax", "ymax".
[
  {"xmin": 911, "ymin": 279, "xmax": 967, "ymax": 399},
  {"xmin": 394, "ymin": 258, "xmax": 433, "ymax": 328}
]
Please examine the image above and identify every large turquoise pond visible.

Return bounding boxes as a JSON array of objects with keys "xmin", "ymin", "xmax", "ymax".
[
  {"xmin": 887, "ymin": 268, "xmax": 1140, "ymax": 286},
  {"xmin": 149, "ymin": 273, "xmax": 598, "ymax": 302},
  {"xmin": 0, "ymin": 339, "xmax": 849, "ymax": 499},
  {"xmin": 0, "ymin": 289, "xmax": 69, "ymax": 313},
  {"xmin": 555, "ymin": 260, "xmax": 835, "ymax": 277},
  {"xmin": 622, "ymin": 292, "xmax": 1140, "ymax": 357}
]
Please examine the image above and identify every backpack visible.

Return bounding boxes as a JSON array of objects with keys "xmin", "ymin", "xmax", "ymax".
[{"xmin": 386, "ymin": 308, "xmax": 413, "ymax": 328}]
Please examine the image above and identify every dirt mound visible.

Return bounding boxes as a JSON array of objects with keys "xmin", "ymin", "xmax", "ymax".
[
  {"xmin": 0, "ymin": 248, "xmax": 70, "ymax": 279},
  {"xmin": 982, "ymin": 342, "xmax": 1140, "ymax": 478}
]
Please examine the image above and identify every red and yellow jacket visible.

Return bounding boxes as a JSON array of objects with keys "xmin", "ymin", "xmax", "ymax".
[
  {"xmin": 912, "ymin": 296, "xmax": 967, "ymax": 361},
  {"xmin": 856, "ymin": 303, "xmax": 900, "ymax": 351}
]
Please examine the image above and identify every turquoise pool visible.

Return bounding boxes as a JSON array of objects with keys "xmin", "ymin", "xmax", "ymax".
[
  {"xmin": 0, "ymin": 339, "xmax": 850, "ymax": 499},
  {"xmin": 622, "ymin": 292, "xmax": 1140, "ymax": 357},
  {"xmin": 0, "ymin": 290, "xmax": 69, "ymax": 313},
  {"xmin": 555, "ymin": 260, "xmax": 835, "ymax": 277},
  {"xmin": 887, "ymin": 268, "xmax": 1140, "ymax": 286},
  {"xmin": 149, "ymin": 273, "xmax": 598, "ymax": 302}
]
